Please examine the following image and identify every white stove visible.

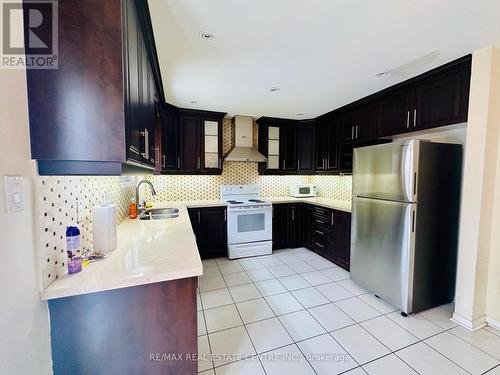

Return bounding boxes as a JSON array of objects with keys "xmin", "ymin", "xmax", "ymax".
[{"xmin": 221, "ymin": 185, "xmax": 273, "ymax": 259}]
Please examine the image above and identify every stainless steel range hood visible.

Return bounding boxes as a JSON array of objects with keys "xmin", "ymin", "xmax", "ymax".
[{"xmin": 224, "ymin": 116, "xmax": 267, "ymax": 162}]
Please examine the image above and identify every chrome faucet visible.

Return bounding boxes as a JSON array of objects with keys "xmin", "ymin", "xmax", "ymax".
[{"xmin": 136, "ymin": 180, "xmax": 157, "ymax": 211}]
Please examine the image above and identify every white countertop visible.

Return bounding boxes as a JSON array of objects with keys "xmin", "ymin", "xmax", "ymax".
[{"xmin": 40, "ymin": 197, "xmax": 349, "ymax": 301}]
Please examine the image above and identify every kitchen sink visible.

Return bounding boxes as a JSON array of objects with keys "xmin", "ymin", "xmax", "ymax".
[{"xmin": 139, "ymin": 208, "xmax": 179, "ymax": 220}]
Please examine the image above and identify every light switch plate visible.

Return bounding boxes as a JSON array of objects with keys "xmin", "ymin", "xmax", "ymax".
[{"xmin": 4, "ymin": 175, "xmax": 23, "ymax": 214}]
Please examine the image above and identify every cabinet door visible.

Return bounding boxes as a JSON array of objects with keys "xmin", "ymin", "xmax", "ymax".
[
  {"xmin": 161, "ymin": 105, "xmax": 179, "ymax": 170},
  {"xmin": 343, "ymin": 105, "xmax": 376, "ymax": 142},
  {"xmin": 201, "ymin": 118, "xmax": 222, "ymax": 173},
  {"xmin": 332, "ymin": 212, "xmax": 351, "ymax": 271},
  {"xmin": 300, "ymin": 205, "xmax": 313, "ymax": 249},
  {"xmin": 124, "ymin": 0, "xmax": 142, "ymax": 163},
  {"xmin": 188, "ymin": 208, "xmax": 200, "ymax": 243},
  {"xmin": 414, "ymin": 67, "xmax": 470, "ymax": 130},
  {"xmin": 339, "ymin": 143, "xmax": 354, "ymax": 173},
  {"xmin": 265, "ymin": 125, "xmax": 281, "ymax": 171},
  {"xmin": 272, "ymin": 204, "xmax": 289, "ymax": 250},
  {"xmin": 297, "ymin": 123, "xmax": 315, "ymax": 173},
  {"xmin": 315, "ymin": 118, "xmax": 327, "ymax": 171},
  {"xmin": 378, "ymin": 89, "xmax": 413, "ymax": 136},
  {"xmin": 325, "ymin": 116, "xmax": 340, "ymax": 171},
  {"xmin": 288, "ymin": 205, "xmax": 301, "ymax": 248},
  {"xmin": 179, "ymin": 116, "xmax": 201, "ymax": 172},
  {"xmin": 281, "ymin": 125, "xmax": 297, "ymax": 171},
  {"xmin": 199, "ymin": 208, "xmax": 227, "ymax": 259}
]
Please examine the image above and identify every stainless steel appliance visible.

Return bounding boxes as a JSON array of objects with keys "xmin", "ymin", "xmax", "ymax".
[
  {"xmin": 289, "ymin": 184, "xmax": 317, "ymax": 198},
  {"xmin": 350, "ymin": 140, "xmax": 462, "ymax": 315},
  {"xmin": 221, "ymin": 185, "xmax": 272, "ymax": 259}
]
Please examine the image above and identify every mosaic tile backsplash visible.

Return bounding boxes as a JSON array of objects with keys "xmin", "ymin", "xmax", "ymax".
[{"xmin": 37, "ymin": 118, "xmax": 351, "ymax": 288}]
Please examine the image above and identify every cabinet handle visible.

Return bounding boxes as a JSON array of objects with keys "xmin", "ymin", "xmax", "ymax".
[
  {"xmin": 177, "ymin": 156, "xmax": 180, "ymax": 169},
  {"xmin": 218, "ymin": 158, "xmax": 221, "ymax": 169},
  {"xmin": 406, "ymin": 111, "xmax": 410, "ymax": 128},
  {"xmin": 283, "ymin": 160, "xmax": 286, "ymax": 170},
  {"xmin": 298, "ymin": 160, "xmax": 300, "ymax": 170},
  {"xmin": 140, "ymin": 128, "xmax": 149, "ymax": 160},
  {"xmin": 355, "ymin": 125, "xmax": 359, "ymax": 139},
  {"xmin": 198, "ymin": 211, "xmax": 201, "ymax": 224},
  {"xmin": 323, "ymin": 157, "xmax": 326, "ymax": 170},
  {"xmin": 162, "ymin": 154, "xmax": 166, "ymax": 168},
  {"xmin": 413, "ymin": 109, "xmax": 417, "ymax": 127},
  {"xmin": 315, "ymin": 230, "xmax": 325, "ymax": 235},
  {"xmin": 351, "ymin": 126, "xmax": 354, "ymax": 140},
  {"xmin": 291, "ymin": 209, "xmax": 295, "ymax": 221},
  {"xmin": 315, "ymin": 242, "xmax": 324, "ymax": 248},
  {"xmin": 224, "ymin": 210, "xmax": 226, "ymax": 222},
  {"xmin": 315, "ymin": 219, "xmax": 324, "ymax": 224},
  {"xmin": 197, "ymin": 157, "xmax": 200, "ymax": 169},
  {"xmin": 331, "ymin": 212, "xmax": 334, "ymax": 226}
]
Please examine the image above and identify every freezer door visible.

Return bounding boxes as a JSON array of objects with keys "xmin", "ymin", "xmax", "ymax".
[
  {"xmin": 350, "ymin": 197, "xmax": 416, "ymax": 313},
  {"xmin": 353, "ymin": 140, "xmax": 418, "ymax": 202}
]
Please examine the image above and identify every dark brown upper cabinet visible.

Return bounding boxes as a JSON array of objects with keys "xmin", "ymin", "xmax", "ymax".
[
  {"xmin": 160, "ymin": 107, "xmax": 225, "ymax": 175},
  {"xmin": 315, "ymin": 114, "xmax": 339, "ymax": 173},
  {"xmin": 26, "ymin": 0, "xmax": 164, "ymax": 175},
  {"xmin": 341, "ymin": 104, "xmax": 377, "ymax": 143},
  {"xmin": 297, "ymin": 121, "xmax": 315, "ymax": 174},
  {"xmin": 377, "ymin": 88, "xmax": 414, "ymax": 137},
  {"xmin": 281, "ymin": 124, "xmax": 298, "ymax": 172}
]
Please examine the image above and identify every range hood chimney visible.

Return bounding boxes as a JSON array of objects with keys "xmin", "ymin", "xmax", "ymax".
[{"xmin": 224, "ymin": 116, "xmax": 267, "ymax": 162}]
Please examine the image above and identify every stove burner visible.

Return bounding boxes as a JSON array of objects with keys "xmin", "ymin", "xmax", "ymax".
[
  {"xmin": 248, "ymin": 199, "xmax": 265, "ymax": 203},
  {"xmin": 227, "ymin": 200, "xmax": 243, "ymax": 204}
]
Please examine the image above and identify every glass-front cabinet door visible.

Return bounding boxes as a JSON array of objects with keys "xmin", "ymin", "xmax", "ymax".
[
  {"xmin": 267, "ymin": 126, "xmax": 280, "ymax": 170},
  {"xmin": 203, "ymin": 120, "xmax": 221, "ymax": 171}
]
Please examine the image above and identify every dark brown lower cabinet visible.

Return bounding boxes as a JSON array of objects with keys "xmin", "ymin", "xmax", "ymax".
[
  {"xmin": 273, "ymin": 203, "xmax": 352, "ymax": 270},
  {"xmin": 188, "ymin": 207, "xmax": 227, "ymax": 259},
  {"xmin": 49, "ymin": 278, "xmax": 197, "ymax": 375}
]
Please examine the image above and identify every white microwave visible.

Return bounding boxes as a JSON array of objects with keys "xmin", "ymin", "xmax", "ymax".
[{"xmin": 290, "ymin": 184, "xmax": 317, "ymax": 198}]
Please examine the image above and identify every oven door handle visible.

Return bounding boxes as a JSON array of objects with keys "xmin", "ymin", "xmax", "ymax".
[
  {"xmin": 227, "ymin": 208, "xmax": 271, "ymax": 214},
  {"xmin": 232, "ymin": 242, "xmax": 271, "ymax": 248}
]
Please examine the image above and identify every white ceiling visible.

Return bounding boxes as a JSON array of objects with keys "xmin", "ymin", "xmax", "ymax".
[{"xmin": 148, "ymin": 0, "xmax": 500, "ymax": 119}]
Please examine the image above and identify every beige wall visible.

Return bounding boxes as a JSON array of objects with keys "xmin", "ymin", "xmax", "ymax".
[
  {"xmin": 453, "ymin": 46, "xmax": 500, "ymax": 330},
  {"xmin": 0, "ymin": 69, "xmax": 52, "ymax": 371}
]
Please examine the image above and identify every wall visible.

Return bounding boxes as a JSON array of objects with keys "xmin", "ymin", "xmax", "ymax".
[
  {"xmin": 0, "ymin": 69, "xmax": 52, "ymax": 372},
  {"xmin": 453, "ymin": 46, "xmax": 500, "ymax": 330}
]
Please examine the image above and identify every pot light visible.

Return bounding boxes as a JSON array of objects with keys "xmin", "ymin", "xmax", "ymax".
[
  {"xmin": 296, "ymin": 113, "xmax": 304, "ymax": 116},
  {"xmin": 375, "ymin": 70, "xmax": 391, "ymax": 78},
  {"xmin": 189, "ymin": 100, "xmax": 198, "ymax": 104},
  {"xmin": 270, "ymin": 87, "xmax": 280, "ymax": 93},
  {"xmin": 199, "ymin": 31, "xmax": 215, "ymax": 41}
]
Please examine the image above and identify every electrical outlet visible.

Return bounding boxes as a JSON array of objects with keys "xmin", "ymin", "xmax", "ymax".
[{"xmin": 76, "ymin": 200, "xmax": 84, "ymax": 223}]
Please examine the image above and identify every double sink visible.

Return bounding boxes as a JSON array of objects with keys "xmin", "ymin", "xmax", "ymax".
[{"xmin": 139, "ymin": 208, "xmax": 179, "ymax": 220}]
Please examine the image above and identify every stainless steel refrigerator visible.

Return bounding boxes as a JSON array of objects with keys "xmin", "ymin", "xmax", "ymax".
[{"xmin": 350, "ymin": 139, "xmax": 462, "ymax": 315}]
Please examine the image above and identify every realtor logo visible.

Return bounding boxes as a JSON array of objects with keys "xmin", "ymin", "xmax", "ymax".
[{"xmin": 1, "ymin": 0, "xmax": 58, "ymax": 69}]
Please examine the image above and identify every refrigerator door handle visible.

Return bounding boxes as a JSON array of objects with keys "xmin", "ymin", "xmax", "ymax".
[{"xmin": 400, "ymin": 143, "xmax": 414, "ymax": 202}]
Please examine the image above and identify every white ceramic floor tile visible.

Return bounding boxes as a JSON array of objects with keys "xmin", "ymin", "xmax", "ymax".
[
  {"xmin": 360, "ymin": 316, "xmax": 419, "ymax": 351},
  {"xmin": 362, "ymin": 354, "xmax": 417, "ymax": 375},
  {"xmin": 308, "ymin": 303, "xmax": 356, "ymax": 332},
  {"xmin": 278, "ymin": 310, "xmax": 326, "ymax": 341},
  {"xmin": 215, "ymin": 357, "xmax": 265, "ymax": 375},
  {"xmin": 396, "ymin": 342, "xmax": 468, "ymax": 375},
  {"xmin": 316, "ymin": 282, "xmax": 354, "ymax": 302},
  {"xmin": 238, "ymin": 258, "xmax": 265, "ymax": 271},
  {"xmin": 268, "ymin": 264, "xmax": 296, "ymax": 277},
  {"xmin": 307, "ymin": 258, "xmax": 335, "ymax": 270},
  {"xmin": 297, "ymin": 333, "xmax": 358, "ymax": 375},
  {"xmin": 219, "ymin": 262, "xmax": 244, "ymax": 275},
  {"xmin": 215, "ymin": 257, "xmax": 234, "ymax": 265},
  {"xmin": 200, "ymin": 369, "xmax": 215, "ymax": 375},
  {"xmin": 198, "ymin": 310, "xmax": 207, "ymax": 336},
  {"xmin": 425, "ymin": 331, "xmax": 499, "ymax": 374},
  {"xmin": 288, "ymin": 261, "xmax": 316, "ymax": 274},
  {"xmin": 201, "ymin": 288, "xmax": 234, "ymax": 309},
  {"xmin": 265, "ymin": 292, "xmax": 304, "ymax": 315},
  {"xmin": 198, "ymin": 335, "xmax": 213, "ymax": 372},
  {"xmin": 254, "ymin": 279, "xmax": 287, "ymax": 296},
  {"xmin": 279, "ymin": 275, "xmax": 311, "ymax": 291},
  {"xmin": 199, "ymin": 275, "xmax": 227, "ymax": 292},
  {"xmin": 486, "ymin": 326, "xmax": 500, "ymax": 338},
  {"xmin": 246, "ymin": 268, "xmax": 275, "ymax": 282},
  {"xmin": 287, "ymin": 247, "xmax": 310, "ymax": 255},
  {"xmin": 486, "ymin": 365, "xmax": 500, "ymax": 374},
  {"xmin": 295, "ymin": 251, "xmax": 323, "ymax": 261},
  {"xmin": 259, "ymin": 255, "xmax": 285, "ymax": 267},
  {"xmin": 300, "ymin": 271, "xmax": 332, "ymax": 286},
  {"xmin": 320, "ymin": 267, "xmax": 350, "ymax": 281},
  {"xmin": 419, "ymin": 306, "xmax": 458, "ymax": 330},
  {"xmin": 209, "ymin": 326, "xmax": 256, "ymax": 367},
  {"xmin": 246, "ymin": 317, "xmax": 293, "ymax": 354},
  {"xmin": 236, "ymin": 298, "xmax": 275, "ymax": 324},
  {"xmin": 337, "ymin": 279, "xmax": 369, "ymax": 296},
  {"xmin": 198, "ymin": 291, "xmax": 203, "ymax": 311},
  {"xmin": 358, "ymin": 294, "xmax": 398, "ymax": 314},
  {"xmin": 200, "ymin": 264, "xmax": 222, "ymax": 278},
  {"xmin": 386, "ymin": 311, "xmax": 444, "ymax": 340},
  {"xmin": 335, "ymin": 297, "xmax": 381, "ymax": 322},
  {"xmin": 343, "ymin": 368, "xmax": 367, "ymax": 375},
  {"xmin": 202, "ymin": 259, "xmax": 217, "ymax": 266},
  {"xmin": 451, "ymin": 326, "xmax": 500, "ymax": 360},
  {"xmin": 332, "ymin": 325, "xmax": 390, "ymax": 365},
  {"xmin": 228, "ymin": 284, "xmax": 261, "ymax": 303},
  {"xmin": 292, "ymin": 287, "xmax": 329, "ymax": 308},
  {"xmin": 260, "ymin": 344, "xmax": 316, "ymax": 375},
  {"xmin": 223, "ymin": 271, "xmax": 252, "ymax": 287},
  {"xmin": 276, "ymin": 253, "xmax": 303, "ymax": 265},
  {"xmin": 204, "ymin": 304, "xmax": 243, "ymax": 333}
]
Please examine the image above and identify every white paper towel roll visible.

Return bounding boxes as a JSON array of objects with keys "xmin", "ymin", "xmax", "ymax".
[{"xmin": 92, "ymin": 204, "xmax": 117, "ymax": 254}]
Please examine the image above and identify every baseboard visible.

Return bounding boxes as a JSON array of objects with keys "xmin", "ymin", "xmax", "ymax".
[
  {"xmin": 451, "ymin": 313, "xmax": 487, "ymax": 331},
  {"xmin": 486, "ymin": 317, "xmax": 500, "ymax": 331}
]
